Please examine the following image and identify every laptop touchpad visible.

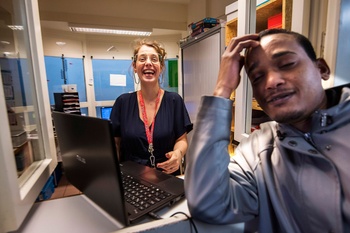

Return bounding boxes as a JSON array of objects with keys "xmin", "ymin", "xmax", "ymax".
[{"xmin": 141, "ymin": 170, "xmax": 170, "ymax": 183}]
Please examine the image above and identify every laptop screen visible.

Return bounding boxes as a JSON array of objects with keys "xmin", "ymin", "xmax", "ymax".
[
  {"xmin": 52, "ymin": 111, "xmax": 128, "ymax": 226},
  {"xmin": 52, "ymin": 111, "xmax": 185, "ymax": 225},
  {"xmin": 101, "ymin": 107, "xmax": 112, "ymax": 119}
]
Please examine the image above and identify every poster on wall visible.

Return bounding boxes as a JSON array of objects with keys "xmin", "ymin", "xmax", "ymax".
[{"xmin": 110, "ymin": 74, "xmax": 126, "ymax": 86}]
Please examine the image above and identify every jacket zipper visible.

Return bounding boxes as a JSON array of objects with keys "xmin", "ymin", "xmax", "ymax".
[
  {"xmin": 304, "ymin": 112, "xmax": 328, "ymax": 147},
  {"xmin": 304, "ymin": 132, "xmax": 314, "ymax": 146}
]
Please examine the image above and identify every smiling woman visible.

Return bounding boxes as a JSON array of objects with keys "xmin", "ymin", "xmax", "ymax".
[{"xmin": 110, "ymin": 39, "xmax": 193, "ymax": 176}]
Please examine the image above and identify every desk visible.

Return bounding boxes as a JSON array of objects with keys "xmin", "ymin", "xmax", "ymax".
[{"xmin": 14, "ymin": 194, "xmax": 245, "ymax": 233}]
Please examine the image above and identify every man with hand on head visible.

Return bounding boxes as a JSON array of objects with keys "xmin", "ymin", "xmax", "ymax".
[{"xmin": 185, "ymin": 29, "xmax": 350, "ymax": 232}]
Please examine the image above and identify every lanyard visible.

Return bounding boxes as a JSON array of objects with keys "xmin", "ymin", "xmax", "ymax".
[{"xmin": 139, "ymin": 89, "xmax": 161, "ymax": 167}]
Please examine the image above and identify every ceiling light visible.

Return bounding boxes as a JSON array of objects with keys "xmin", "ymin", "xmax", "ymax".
[
  {"xmin": 8, "ymin": 25, "xmax": 24, "ymax": 30},
  {"xmin": 68, "ymin": 24, "xmax": 152, "ymax": 36},
  {"xmin": 56, "ymin": 41, "xmax": 66, "ymax": 46},
  {"xmin": 107, "ymin": 46, "xmax": 117, "ymax": 52}
]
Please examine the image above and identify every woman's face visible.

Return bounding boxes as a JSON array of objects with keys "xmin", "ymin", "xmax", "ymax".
[{"xmin": 133, "ymin": 45, "xmax": 163, "ymax": 85}]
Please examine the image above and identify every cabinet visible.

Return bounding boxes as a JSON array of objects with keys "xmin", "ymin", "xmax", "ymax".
[
  {"xmin": 54, "ymin": 92, "xmax": 81, "ymax": 114},
  {"xmin": 180, "ymin": 25, "xmax": 225, "ymax": 140}
]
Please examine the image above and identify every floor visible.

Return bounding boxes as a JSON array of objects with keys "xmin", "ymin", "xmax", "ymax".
[{"xmin": 49, "ymin": 173, "xmax": 82, "ymax": 199}]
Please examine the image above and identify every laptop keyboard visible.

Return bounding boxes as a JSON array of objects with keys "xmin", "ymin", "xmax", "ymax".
[{"xmin": 122, "ymin": 173, "xmax": 171, "ymax": 212}]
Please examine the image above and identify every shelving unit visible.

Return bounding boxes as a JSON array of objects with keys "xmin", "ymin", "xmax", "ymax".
[
  {"xmin": 225, "ymin": 0, "xmax": 291, "ymax": 136},
  {"xmin": 54, "ymin": 92, "xmax": 81, "ymax": 114},
  {"xmin": 225, "ymin": 0, "xmax": 292, "ymax": 46}
]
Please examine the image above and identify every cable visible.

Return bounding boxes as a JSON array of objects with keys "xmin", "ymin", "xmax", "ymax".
[
  {"xmin": 148, "ymin": 211, "xmax": 198, "ymax": 232},
  {"xmin": 148, "ymin": 211, "xmax": 163, "ymax": 220},
  {"xmin": 170, "ymin": 212, "xmax": 198, "ymax": 233}
]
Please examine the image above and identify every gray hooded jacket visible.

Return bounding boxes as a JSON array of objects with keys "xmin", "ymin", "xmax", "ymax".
[{"xmin": 185, "ymin": 84, "xmax": 350, "ymax": 233}]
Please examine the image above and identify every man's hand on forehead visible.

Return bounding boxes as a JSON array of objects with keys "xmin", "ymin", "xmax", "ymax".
[{"xmin": 214, "ymin": 34, "xmax": 260, "ymax": 98}]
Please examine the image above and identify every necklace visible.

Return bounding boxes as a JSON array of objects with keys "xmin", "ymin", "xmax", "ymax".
[{"xmin": 139, "ymin": 89, "xmax": 161, "ymax": 167}]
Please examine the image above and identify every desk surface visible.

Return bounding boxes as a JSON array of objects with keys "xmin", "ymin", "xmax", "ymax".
[
  {"xmin": 14, "ymin": 195, "xmax": 245, "ymax": 233},
  {"xmin": 14, "ymin": 195, "xmax": 123, "ymax": 233},
  {"xmin": 13, "ymin": 194, "xmax": 192, "ymax": 233},
  {"xmin": 13, "ymin": 195, "xmax": 244, "ymax": 233}
]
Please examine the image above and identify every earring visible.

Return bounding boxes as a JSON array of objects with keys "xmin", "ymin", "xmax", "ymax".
[
  {"xmin": 159, "ymin": 72, "xmax": 164, "ymax": 84},
  {"xmin": 133, "ymin": 72, "xmax": 140, "ymax": 84}
]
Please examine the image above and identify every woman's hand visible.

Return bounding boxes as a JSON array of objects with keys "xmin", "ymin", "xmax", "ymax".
[{"xmin": 157, "ymin": 149, "xmax": 182, "ymax": 174}]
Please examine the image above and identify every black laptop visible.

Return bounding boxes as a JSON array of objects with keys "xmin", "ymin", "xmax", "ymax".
[{"xmin": 52, "ymin": 111, "xmax": 185, "ymax": 226}]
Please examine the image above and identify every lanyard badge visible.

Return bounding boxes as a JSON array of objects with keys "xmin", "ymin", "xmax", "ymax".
[{"xmin": 139, "ymin": 90, "xmax": 161, "ymax": 167}]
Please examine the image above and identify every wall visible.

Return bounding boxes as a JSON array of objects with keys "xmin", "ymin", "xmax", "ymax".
[
  {"xmin": 41, "ymin": 0, "xmax": 238, "ymax": 58},
  {"xmin": 42, "ymin": 30, "xmax": 182, "ymax": 59},
  {"xmin": 41, "ymin": 29, "xmax": 183, "ymax": 117},
  {"xmin": 38, "ymin": 0, "xmax": 188, "ymax": 32},
  {"xmin": 187, "ymin": 0, "xmax": 237, "ymax": 24},
  {"xmin": 39, "ymin": 0, "xmax": 237, "ymax": 117}
]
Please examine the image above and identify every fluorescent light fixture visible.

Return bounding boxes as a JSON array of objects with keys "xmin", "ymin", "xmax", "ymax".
[
  {"xmin": 56, "ymin": 41, "xmax": 66, "ymax": 46},
  {"xmin": 8, "ymin": 25, "xmax": 24, "ymax": 30},
  {"xmin": 68, "ymin": 24, "xmax": 152, "ymax": 36},
  {"xmin": 107, "ymin": 46, "xmax": 117, "ymax": 52}
]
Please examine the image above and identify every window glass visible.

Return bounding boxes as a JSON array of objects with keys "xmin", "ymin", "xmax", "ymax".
[{"xmin": 0, "ymin": 0, "xmax": 46, "ymax": 186}]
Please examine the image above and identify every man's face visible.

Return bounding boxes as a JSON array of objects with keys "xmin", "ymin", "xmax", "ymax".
[{"xmin": 245, "ymin": 33, "xmax": 329, "ymax": 125}]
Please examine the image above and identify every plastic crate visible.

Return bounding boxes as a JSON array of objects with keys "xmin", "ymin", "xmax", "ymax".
[
  {"xmin": 188, "ymin": 17, "xmax": 220, "ymax": 30},
  {"xmin": 188, "ymin": 17, "xmax": 220, "ymax": 37},
  {"xmin": 36, "ymin": 175, "xmax": 55, "ymax": 201}
]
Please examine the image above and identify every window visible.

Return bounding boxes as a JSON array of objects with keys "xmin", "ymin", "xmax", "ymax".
[{"xmin": 0, "ymin": 0, "xmax": 57, "ymax": 231}]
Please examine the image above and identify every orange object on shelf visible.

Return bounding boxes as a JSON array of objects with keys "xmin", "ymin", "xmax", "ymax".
[{"xmin": 268, "ymin": 13, "xmax": 282, "ymax": 29}]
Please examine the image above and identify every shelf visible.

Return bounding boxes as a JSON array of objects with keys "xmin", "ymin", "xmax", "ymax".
[
  {"xmin": 225, "ymin": 0, "xmax": 292, "ymax": 46},
  {"xmin": 225, "ymin": 18, "xmax": 237, "ymax": 46},
  {"xmin": 54, "ymin": 92, "xmax": 81, "ymax": 115}
]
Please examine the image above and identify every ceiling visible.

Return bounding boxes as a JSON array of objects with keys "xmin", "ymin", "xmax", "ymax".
[{"xmin": 38, "ymin": 0, "xmax": 192, "ymax": 37}]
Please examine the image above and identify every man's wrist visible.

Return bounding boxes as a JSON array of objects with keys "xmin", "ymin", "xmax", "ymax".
[{"xmin": 213, "ymin": 86, "xmax": 234, "ymax": 99}]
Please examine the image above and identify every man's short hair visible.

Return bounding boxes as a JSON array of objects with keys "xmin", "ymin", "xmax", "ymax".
[{"xmin": 257, "ymin": 28, "xmax": 317, "ymax": 61}]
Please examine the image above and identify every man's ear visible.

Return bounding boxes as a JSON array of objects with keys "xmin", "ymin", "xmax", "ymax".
[{"xmin": 316, "ymin": 58, "xmax": 330, "ymax": 80}]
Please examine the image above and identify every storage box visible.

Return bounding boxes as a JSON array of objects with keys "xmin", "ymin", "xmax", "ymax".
[
  {"xmin": 188, "ymin": 17, "xmax": 220, "ymax": 37},
  {"xmin": 11, "ymin": 130, "xmax": 27, "ymax": 148},
  {"xmin": 268, "ymin": 13, "xmax": 282, "ymax": 29},
  {"xmin": 36, "ymin": 175, "xmax": 55, "ymax": 201},
  {"xmin": 62, "ymin": 84, "xmax": 77, "ymax": 93}
]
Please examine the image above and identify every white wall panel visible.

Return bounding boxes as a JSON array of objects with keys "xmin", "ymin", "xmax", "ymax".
[{"xmin": 181, "ymin": 27, "xmax": 224, "ymax": 125}]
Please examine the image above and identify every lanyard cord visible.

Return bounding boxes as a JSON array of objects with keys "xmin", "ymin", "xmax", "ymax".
[{"xmin": 139, "ymin": 89, "xmax": 161, "ymax": 167}]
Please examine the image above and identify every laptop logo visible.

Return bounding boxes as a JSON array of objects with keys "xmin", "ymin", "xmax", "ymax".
[{"xmin": 76, "ymin": 154, "xmax": 86, "ymax": 164}]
